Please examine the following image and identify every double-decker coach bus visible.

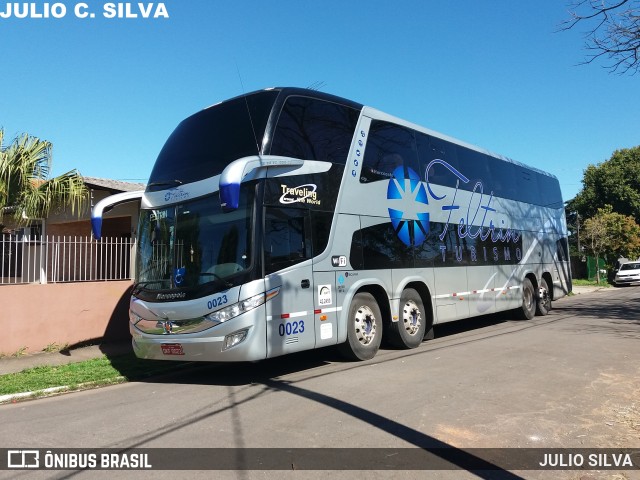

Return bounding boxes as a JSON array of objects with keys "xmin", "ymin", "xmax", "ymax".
[{"xmin": 92, "ymin": 87, "xmax": 571, "ymax": 362}]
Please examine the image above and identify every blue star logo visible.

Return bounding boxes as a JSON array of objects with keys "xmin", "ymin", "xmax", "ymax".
[{"xmin": 387, "ymin": 166, "xmax": 430, "ymax": 247}]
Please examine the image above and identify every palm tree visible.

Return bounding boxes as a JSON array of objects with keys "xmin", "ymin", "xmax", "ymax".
[{"xmin": 0, "ymin": 129, "xmax": 88, "ymax": 229}]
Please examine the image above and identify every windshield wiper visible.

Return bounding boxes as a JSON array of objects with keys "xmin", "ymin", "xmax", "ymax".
[
  {"xmin": 199, "ymin": 272, "xmax": 233, "ymax": 288},
  {"xmin": 133, "ymin": 280, "xmax": 166, "ymax": 294},
  {"xmin": 147, "ymin": 179, "xmax": 184, "ymax": 188}
]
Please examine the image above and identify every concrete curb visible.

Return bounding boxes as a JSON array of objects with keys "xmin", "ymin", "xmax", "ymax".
[{"xmin": 0, "ymin": 377, "xmax": 127, "ymax": 405}]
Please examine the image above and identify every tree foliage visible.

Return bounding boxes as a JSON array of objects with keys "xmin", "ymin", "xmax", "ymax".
[
  {"xmin": 580, "ymin": 207, "xmax": 609, "ymax": 283},
  {"xmin": 567, "ymin": 146, "xmax": 640, "ymax": 224},
  {"xmin": 564, "ymin": 0, "xmax": 640, "ymax": 74},
  {"xmin": 0, "ymin": 129, "xmax": 88, "ymax": 228},
  {"xmin": 579, "ymin": 205, "xmax": 640, "ymax": 281}
]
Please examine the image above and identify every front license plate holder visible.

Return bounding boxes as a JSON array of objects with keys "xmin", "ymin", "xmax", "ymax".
[{"xmin": 161, "ymin": 343, "xmax": 184, "ymax": 355}]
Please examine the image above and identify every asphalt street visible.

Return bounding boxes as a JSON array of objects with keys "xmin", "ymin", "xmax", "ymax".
[{"xmin": 0, "ymin": 286, "xmax": 639, "ymax": 480}]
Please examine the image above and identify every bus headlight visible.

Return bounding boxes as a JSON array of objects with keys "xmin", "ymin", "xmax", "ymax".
[{"xmin": 205, "ymin": 289, "xmax": 278, "ymax": 325}]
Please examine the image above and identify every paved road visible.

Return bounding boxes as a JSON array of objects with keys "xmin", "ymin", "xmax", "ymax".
[{"xmin": 1, "ymin": 288, "xmax": 639, "ymax": 480}]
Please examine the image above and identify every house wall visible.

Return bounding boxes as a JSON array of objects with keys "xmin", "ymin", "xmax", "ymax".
[
  {"xmin": 47, "ymin": 216, "xmax": 132, "ymax": 238},
  {"xmin": 0, "ymin": 281, "xmax": 132, "ymax": 354},
  {"xmin": 46, "ymin": 188, "xmax": 140, "ymax": 237}
]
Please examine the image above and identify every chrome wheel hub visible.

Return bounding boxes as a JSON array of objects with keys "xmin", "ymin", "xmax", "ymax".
[
  {"xmin": 354, "ymin": 305, "xmax": 377, "ymax": 346},
  {"xmin": 402, "ymin": 300, "xmax": 422, "ymax": 336}
]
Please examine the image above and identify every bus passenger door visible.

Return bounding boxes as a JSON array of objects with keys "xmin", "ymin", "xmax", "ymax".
[{"xmin": 263, "ymin": 207, "xmax": 316, "ymax": 358}]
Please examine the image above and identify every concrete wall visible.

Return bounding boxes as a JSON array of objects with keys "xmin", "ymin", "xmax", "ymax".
[{"xmin": 0, "ymin": 281, "xmax": 132, "ymax": 355}]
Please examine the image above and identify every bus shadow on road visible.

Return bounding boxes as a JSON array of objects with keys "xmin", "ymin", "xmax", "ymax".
[
  {"xmin": 104, "ymin": 318, "xmax": 526, "ymax": 479},
  {"xmin": 131, "ymin": 310, "xmax": 519, "ymax": 389},
  {"xmin": 430, "ymin": 311, "xmax": 515, "ymax": 339},
  {"xmin": 103, "ymin": 307, "xmax": 527, "ymax": 391}
]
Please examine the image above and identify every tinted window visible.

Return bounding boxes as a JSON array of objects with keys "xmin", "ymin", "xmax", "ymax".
[
  {"xmin": 351, "ymin": 222, "xmax": 414, "ymax": 269},
  {"xmin": 360, "ymin": 121, "xmax": 419, "ymax": 183},
  {"xmin": 556, "ymin": 238, "xmax": 569, "ymax": 262},
  {"xmin": 620, "ymin": 262, "xmax": 640, "ymax": 270},
  {"xmin": 264, "ymin": 207, "xmax": 311, "ymax": 274},
  {"xmin": 538, "ymin": 174, "xmax": 563, "ymax": 209},
  {"xmin": 515, "ymin": 167, "xmax": 540, "ymax": 205},
  {"xmin": 263, "ymin": 164, "xmax": 345, "ymax": 213},
  {"xmin": 457, "ymin": 146, "xmax": 491, "ymax": 193},
  {"xmin": 148, "ymin": 91, "xmax": 278, "ymax": 189},
  {"xmin": 414, "ymin": 226, "xmax": 441, "ymax": 267},
  {"xmin": 417, "ymin": 133, "xmax": 562, "ymax": 207},
  {"xmin": 311, "ymin": 211, "xmax": 334, "ymax": 256},
  {"xmin": 361, "ymin": 120, "xmax": 563, "ymax": 207},
  {"xmin": 270, "ymin": 96, "xmax": 359, "ymax": 164},
  {"xmin": 488, "ymin": 157, "xmax": 517, "ymax": 200}
]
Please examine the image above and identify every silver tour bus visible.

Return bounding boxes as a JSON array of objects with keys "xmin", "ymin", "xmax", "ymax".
[{"xmin": 92, "ymin": 87, "xmax": 571, "ymax": 362}]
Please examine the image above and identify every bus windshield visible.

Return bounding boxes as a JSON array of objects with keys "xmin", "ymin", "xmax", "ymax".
[
  {"xmin": 135, "ymin": 186, "xmax": 255, "ymax": 292},
  {"xmin": 147, "ymin": 90, "xmax": 279, "ymax": 189}
]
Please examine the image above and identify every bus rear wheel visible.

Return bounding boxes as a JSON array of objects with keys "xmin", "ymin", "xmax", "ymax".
[
  {"xmin": 339, "ymin": 292, "xmax": 382, "ymax": 361},
  {"xmin": 388, "ymin": 288, "xmax": 427, "ymax": 349},
  {"xmin": 516, "ymin": 277, "xmax": 536, "ymax": 320},
  {"xmin": 536, "ymin": 277, "xmax": 551, "ymax": 316}
]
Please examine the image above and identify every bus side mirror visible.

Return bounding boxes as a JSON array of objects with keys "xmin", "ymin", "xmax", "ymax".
[
  {"xmin": 219, "ymin": 155, "xmax": 305, "ymax": 212},
  {"xmin": 91, "ymin": 190, "xmax": 144, "ymax": 239},
  {"xmin": 220, "ymin": 182, "xmax": 241, "ymax": 213}
]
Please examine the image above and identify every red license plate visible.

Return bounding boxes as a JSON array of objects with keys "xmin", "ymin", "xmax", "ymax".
[{"xmin": 161, "ymin": 343, "xmax": 184, "ymax": 355}]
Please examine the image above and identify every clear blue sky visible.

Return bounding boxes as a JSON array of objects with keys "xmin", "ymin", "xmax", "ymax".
[{"xmin": 2, "ymin": 0, "xmax": 638, "ymax": 202}]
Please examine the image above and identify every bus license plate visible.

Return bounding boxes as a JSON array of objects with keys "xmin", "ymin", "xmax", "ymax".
[{"xmin": 161, "ymin": 343, "xmax": 184, "ymax": 355}]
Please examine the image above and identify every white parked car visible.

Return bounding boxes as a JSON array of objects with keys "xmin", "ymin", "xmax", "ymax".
[{"xmin": 613, "ymin": 261, "xmax": 640, "ymax": 286}]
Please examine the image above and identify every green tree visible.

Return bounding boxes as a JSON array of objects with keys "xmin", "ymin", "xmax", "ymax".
[
  {"xmin": 0, "ymin": 129, "xmax": 88, "ymax": 229},
  {"xmin": 567, "ymin": 146, "xmax": 640, "ymax": 224},
  {"xmin": 580, "ymin": 208, "xmax": 609, "ymax": 283},
  {"xmin": 579, "ymin": 205, "xmax": 640, "ymax": 282},
  {"xmin": 607, "ymin": 210, "xmax": 640, "ymax": 260}
]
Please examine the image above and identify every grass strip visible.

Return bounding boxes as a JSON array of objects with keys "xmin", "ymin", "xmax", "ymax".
[
  {"xmin": 0, "ymin": 353, "xmax": 184, "ymax": 396},
  {"xmin": 572, "ymin": 278, "xmax": 611, "ymax": 287}
]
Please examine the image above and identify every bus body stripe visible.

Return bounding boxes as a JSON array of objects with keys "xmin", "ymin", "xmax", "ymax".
[{"xmin": 434, "ymin": 285, "xmax": 521, "ymax": 300}]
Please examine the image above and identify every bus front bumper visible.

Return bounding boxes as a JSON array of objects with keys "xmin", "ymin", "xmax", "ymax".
[{"xmin": 129, "ymin": 307, "xmax": 267, "ymax": 362}]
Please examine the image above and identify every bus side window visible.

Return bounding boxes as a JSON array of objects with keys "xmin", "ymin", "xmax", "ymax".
[
  {"xmin": 270, "ymin": 96, "xmax": 359, "ymax": 164},
  {"xmin": 556, "ymin": 237, "xmax": 569, "ymax": 262},
  {"xmin": 310, "ymin": 211, "xmax": 333, "ymax": 257},
  {"xmin": 416, "ymin": 133, "xmax": 460, "ymax": 189},
  {"xmin": 515, "ymin": 167, "xmax": 540, "ymax": 205},
  {"xmin": 264, "ymin": 207, "xmax": 311, "ymax": 275},
  {"xmin": 360, "ymin": 121, "xmax": 419, "ymax": 183}
]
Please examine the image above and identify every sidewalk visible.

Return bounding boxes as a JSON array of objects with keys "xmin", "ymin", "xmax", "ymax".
[
  {"xmin": 571, "ymin": 284, "xmax": 613, "ymax": 295},
  {"xmin": 0, "ymin": 340, "xmax": 132, "ymax": 376}
]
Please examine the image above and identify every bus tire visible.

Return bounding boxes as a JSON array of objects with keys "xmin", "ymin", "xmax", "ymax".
[
  {"xmin": 388, "ymin": 288, "xmax": 426, "ymax": 349},
  {"xmin": 339, "ymin": 292, "xmax": 382, "ymax": 361},
  {"xmin": 536, "ymin": 277, "xmax": 551, "ymax": 316},
  {"xmin": 516, "ymin": 277, "xmax": 536, "ymax": 320}
]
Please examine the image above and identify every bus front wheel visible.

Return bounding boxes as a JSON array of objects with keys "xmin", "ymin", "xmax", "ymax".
[
  {"xmin": 339, "ymin": 292, "xmax": 382, "ymax": 361},
  {"xmin": 388, "ymin": 288, "xmax": 427, "ymax": 349}
]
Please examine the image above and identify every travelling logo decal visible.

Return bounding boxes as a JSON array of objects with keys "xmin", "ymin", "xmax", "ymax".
[{"xmin": 279, "ymin": 184, "xmax": 321, "ymax": 206}]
